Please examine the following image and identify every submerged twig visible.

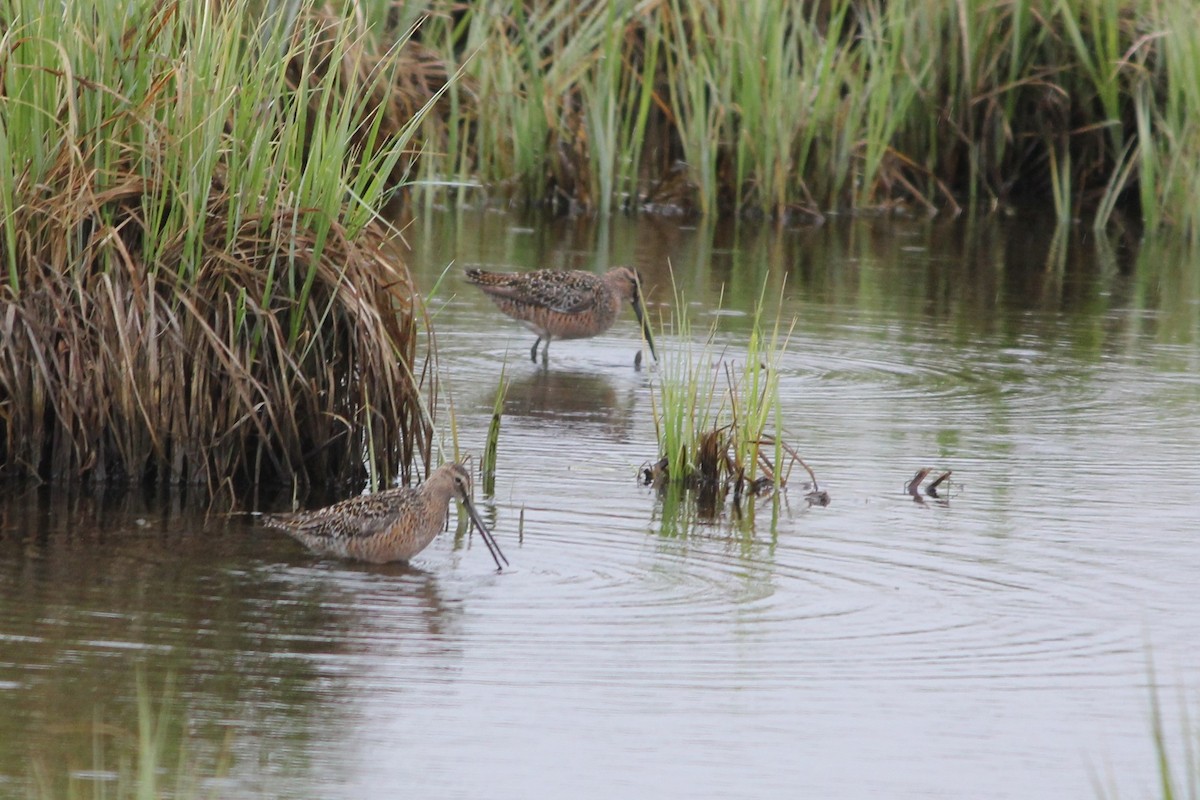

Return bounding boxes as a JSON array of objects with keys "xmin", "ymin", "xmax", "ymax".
[
  {"xmin": 646, "ymin": 429, "xmax": 828, "ymax": 511},
  {"xmin": 926, "ymin": 470, "xmax": 952, "ymax": 497},
  {"xmin": 905, "ymin": 468, "xmax": 932, "ymax": 496},
  {"xmin": 759, "ymin": 435, "xmax": 829, "ymax": 506}
]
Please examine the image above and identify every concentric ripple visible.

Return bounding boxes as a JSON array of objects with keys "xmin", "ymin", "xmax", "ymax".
[{"xmin": 415, "ymin": 305, "xmax": 1200, "ymax": 698}]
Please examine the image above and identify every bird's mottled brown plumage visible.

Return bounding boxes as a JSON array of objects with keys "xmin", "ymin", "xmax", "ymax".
[
  {"xmin": 464, "ymin": 266, "xmax": 657, "ymax": 363},
  {"xmin": 263, "ymin": 463, "xmax": 507, "ymax": 569}
]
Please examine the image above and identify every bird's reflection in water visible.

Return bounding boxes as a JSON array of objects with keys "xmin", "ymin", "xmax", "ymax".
[
  {"xmin": 0, "ymin": 486, "xmax": 470, "ymax": 796},
  {"xmin": 308, "ymin": 559, "xmax": 462, "ymax": 650},
  {"xmin": 497, "ymin": 368, "xmax": 637, "ymax": 439}
]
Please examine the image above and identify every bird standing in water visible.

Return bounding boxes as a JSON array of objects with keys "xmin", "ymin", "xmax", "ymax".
[
  {"xmin": 464, "ymin": 266, "xmax": 658, "ymax": 365},
  {"xmin": 263, "ymin": 462, "xmax": 507, "ymax": 569}
]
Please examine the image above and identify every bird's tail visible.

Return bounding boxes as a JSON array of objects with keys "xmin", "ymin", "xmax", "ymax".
[{"xmin": 463, "ymin": 267, "xmax": 514, "ymax": 287}]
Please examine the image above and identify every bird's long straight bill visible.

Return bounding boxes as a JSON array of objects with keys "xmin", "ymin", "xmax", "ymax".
[
  {"xmin": 632, "ymin": 296, "xmax": 658, "ymax": 362},
  {"xmin": 463, "ymin": 497, "xmax": 508, "ymax": 570}
]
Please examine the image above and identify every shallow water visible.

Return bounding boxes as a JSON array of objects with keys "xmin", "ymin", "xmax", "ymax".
[{"xmin": 3, "ymin": 212, "xmax": 1200, "ymax": 799}]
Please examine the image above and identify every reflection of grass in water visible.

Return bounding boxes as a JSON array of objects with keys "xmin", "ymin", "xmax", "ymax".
[
  {"xmin": 29, "ymin": 674, "xmax": 230, "ymax": 800},
  {"xmin": 653, "ymin": 475, "xmax": 782, "ymax": 547}
]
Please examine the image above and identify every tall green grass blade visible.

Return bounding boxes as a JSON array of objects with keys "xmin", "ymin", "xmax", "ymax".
[
  {"xmin": 0, "ymin": 115, "xmax": 16, "ymax": 293},
  {"xmin": 482, "ymin": 362, "xmax": 509, "ymax": 497}
]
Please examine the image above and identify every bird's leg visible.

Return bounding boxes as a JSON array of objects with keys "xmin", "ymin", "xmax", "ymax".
[{"xmin": 529, "ymin": 337, "xmax": 542, "ymax": 363}]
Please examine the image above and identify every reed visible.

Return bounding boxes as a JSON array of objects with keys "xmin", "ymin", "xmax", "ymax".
[
  {"xmin": 481, "ymin": 364, "xmax": 509, "ymax": 497},
  {"xmin": 352, "ymin": 0, "xmax": 1200, "ymax": 231},
  {"xmin": 0, "ymin": 0, "xmax": 442, "ymax": 491},
  {"xmin": 725, "ymin": 284, "xmax": 795, "ymax": 496},
  {"xmin": 1094, "ymin": 670, "xmax": 1200, "ymax": 800},
  {"xmin": 1145, "ymin": 683, "xmax": 1197, "ymax": 800},
  {"xmin": 647, "ymin": 283, "xmax": 723, "ymax": 486},
  {"xmin": 1147, "ymin": 1, "xmax": 1200, "ymax": 236},
  {"xmin": 646, "ymin": 275, "xmax": 806, "ymax": 505}
]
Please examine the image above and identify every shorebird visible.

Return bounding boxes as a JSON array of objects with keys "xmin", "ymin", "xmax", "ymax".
[
  {"xmin": 464, "ymin": 266, "xmax": 658, "ymax": 364},
  {"xmin": 263, "ymin": 462, "xmax": 507, "ymax": 569}
]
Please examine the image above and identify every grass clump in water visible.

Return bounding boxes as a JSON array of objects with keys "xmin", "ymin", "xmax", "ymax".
[
  {"xmin": 645, "ymin": 278, "xmax": 826, "ymax": 509},
  {"xmin": 0, "ymin": 0, "xmax": 448, "ymax": 492}
]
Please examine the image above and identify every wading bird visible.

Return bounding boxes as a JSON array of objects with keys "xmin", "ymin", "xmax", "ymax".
[
  {"xmin": 264, "ymin": 462, "xmax": 507, "ymax": 569},
  {"xmin": 465, "ymin": 266, "xmax": 658, "ymax": 365}
]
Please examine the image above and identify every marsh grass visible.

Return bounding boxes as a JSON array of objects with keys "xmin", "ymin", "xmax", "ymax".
[
  {"xmin": 0, "ymin": 0, "xmax": 447, "ymax": 492},
  {"xmin": 347, "ymin": 0, "xmax": 1200, "ymax": 231},
  {"xmin": 481, "ymin": 364, "xmax": 509, "ymax": 497},
  {"xmin": 646, "ymin": 275, "xmax": 815, "ymax": 509},
  {"xmin": 1142, "ymin": 695, "xmax": 1200, "ymax": 800},
  {"xmin": 1093, "ymin": 670, "xmax": 1200, "ymax": 800},
  {"xmin": 1145, "ymin": 676, "xmax": 1200, "ymax": 800}
]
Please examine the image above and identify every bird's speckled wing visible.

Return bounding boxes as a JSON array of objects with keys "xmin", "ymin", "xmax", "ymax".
[
  {"xmin": 265, "ymin": 486, "xmax": 417, "ymax": 540},
  {"xmin": 465, "ymin": 269, "xmax": 601, "ymax": 314}
]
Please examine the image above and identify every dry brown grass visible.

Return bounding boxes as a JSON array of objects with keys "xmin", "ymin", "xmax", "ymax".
[
  {"xmin": 0, "ymin": 1, "xmax": 438, "ymax": 494},
  {"xmin": 0, "ymin": 188, "xmax": 429, "ymax": 492}
]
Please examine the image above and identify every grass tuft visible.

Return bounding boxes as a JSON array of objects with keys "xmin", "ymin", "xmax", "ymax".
[
  {"xmin": 645, "ymin": 272, "xmax": 821, "ymax": 511},
  {"xmin": 0, "ymin": 0, "xmax": 445, "ymax": 492}
]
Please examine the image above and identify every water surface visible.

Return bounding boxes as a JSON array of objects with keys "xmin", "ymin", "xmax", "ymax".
[{"xmin": 2, "ymin": 212, "xmax": 1199, "ymax": 799}]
